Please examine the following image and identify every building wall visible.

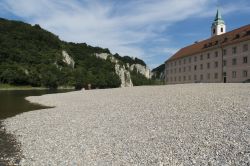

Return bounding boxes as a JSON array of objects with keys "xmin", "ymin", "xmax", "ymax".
[
  {"xmin": 222, "ymin": 40, "xmax": 250, "ymax": 83},
  {"xmin": 165, "ymin": 40, "xmax": 250, "ymax": 84}
]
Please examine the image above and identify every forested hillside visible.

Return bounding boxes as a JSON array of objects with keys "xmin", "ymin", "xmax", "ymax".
[
  {"xmin": 0, "ymin": 18, "xmax": 153, "ymax": 89},
  {"xmin": 152, "ymin": 64, "xmax": 165, "ymax": 84}
]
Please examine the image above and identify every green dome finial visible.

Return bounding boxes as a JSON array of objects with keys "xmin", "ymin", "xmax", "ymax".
[
  {"xmin": 214, "ymin": 9, "xmax": 222, "ymax": 21},
  {"xmin": 212, "ymin": 8, "xmax": 225, "ymax": 26}
]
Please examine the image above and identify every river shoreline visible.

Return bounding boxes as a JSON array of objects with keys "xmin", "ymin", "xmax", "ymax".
[
  {"xmin": 0, "ymin": 89, "xmax": 75, "ymax": 165},
  {"xmin": 0, "ymin": 121, "xmax": 22, "ymax": 165},
  {"xmin": 0, "ymin": 87, "xmax": 75, "ymax": 91}
]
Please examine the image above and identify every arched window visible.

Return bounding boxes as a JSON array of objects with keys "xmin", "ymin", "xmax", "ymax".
[
  {"xmin": 221, "ymin": 27, "xmax": 223, "ymax": 32},
  {"xmin": 213, "ymin": 28, "xmax": 216, "ymax": 34}
]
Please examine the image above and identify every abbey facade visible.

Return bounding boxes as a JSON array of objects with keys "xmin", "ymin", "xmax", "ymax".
[{"xmin": 165, "ymin": 10, "xmax": 250, "ymax": 84}]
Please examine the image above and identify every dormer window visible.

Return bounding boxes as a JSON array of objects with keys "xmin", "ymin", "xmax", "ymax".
[{"xmin": 235, "ymin": 34, "xmax": 240, "ymax": 39}]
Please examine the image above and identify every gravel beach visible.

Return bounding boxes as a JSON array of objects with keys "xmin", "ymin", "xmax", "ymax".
[{"xmin": 3, "ymin": 84, "xmax": 250, "ymax": 165}]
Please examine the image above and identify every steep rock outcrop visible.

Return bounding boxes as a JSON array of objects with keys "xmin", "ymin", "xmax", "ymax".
[
  {"xmin": 95, "ymin": 53, "xmax": 152, "ymax": 87},
  {"xmin": 95, "ymin": 53, "xmax": 133, "ymax": 87},
  {"xmin": 62, "ymin": 50, "xmax": 75, "ymax": 68},
  {"xmin": 115, "ymin": 64, "xmax": 133, "ymax": 87},
  {"xmin": 129, "ymin": 64, "xmax": 151, "ymax": 79}
]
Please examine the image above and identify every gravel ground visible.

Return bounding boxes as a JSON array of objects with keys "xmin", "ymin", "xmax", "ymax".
[{"xmin": 3, "ymin": 83, "xmax": 250, "ymax": 165}]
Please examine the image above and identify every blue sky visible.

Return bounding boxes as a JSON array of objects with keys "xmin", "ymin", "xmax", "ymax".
[{"xmin": 0, "ymin": 0, "xmax": 250, "ymax": 69}]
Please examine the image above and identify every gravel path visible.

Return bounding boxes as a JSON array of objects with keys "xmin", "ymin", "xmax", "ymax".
[{"xmin": 3, "ymin": 84, "xmax": 250, "ymax": 165}]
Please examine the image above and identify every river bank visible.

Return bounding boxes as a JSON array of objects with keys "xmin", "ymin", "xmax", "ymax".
[
  {"xmin": 0, "ymin": 121, "xmax": 22, "ymax": 165},
  {"xmin": 0, "ymin": 89, "xmax": 74, "ymax": 165},
  {"xmin": 3, "ymin": 84, "xmax": 250, "ymax": 165},
  {"xmin": 0, "ymin": 84, "xmax": 75, "ymax": 91}
]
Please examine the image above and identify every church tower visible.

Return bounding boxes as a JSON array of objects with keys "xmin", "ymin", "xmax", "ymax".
[{"xmin": 211, "ymin": 9, "xmax": 226, "ymax": 37}]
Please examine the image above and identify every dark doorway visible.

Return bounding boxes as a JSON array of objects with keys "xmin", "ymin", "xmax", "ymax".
[{"xmin": 223, "ymin": 72, "xmax": 227, "ymax": 83}]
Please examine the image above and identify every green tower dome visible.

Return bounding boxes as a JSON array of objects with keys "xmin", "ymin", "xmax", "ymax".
[{"xmin": 212, "ymin": 9, "xmax": 225, "ymax": 26}]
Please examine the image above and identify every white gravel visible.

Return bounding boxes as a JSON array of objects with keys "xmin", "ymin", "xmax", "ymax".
[{"xmin": 3, "ymin": 84, "xmax": 250, "ymax": 165}]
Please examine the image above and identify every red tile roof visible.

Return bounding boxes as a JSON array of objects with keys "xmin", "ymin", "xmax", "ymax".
[{"xmin": 166, "ymin": 24, "xmax": 250, "ymax": 63}]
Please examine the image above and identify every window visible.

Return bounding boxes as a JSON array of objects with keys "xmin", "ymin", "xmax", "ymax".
[
  {"xmin": 213, "ymin": 28, "xmax": 215, "ymax": 34},
  {"xmin": 243, "ymin": 70, "xmax": 248, "ymax": 77},
  {"xmin": 232, "ymin": 58, "xmax": 237, "ymax": 65},
  {"xmin": 175, "ymin": 61, "xmax": 177, "ymax": 66},
  {"xmin": 200, "ymin": 74, "xmax": 203, "ymax": 80},
  {"xmin": 194, "ymin": 75, "xmax": 197, "ymax": 80},
  {"xmin": 179, "ymin": 68, "xmax": 181, "ymax": 73},
  {"xmin": 194, "ymin": 56, "xmax": 197, "ymax": 62},
  {"xmin": 207, "ymin": 73, "xmax": 210, "ymax": 80},
  {"xmin": 214, "ymin": 73, "xmax": 218, "ymax": 79},
  {"xmin": 223, "ymin": 60, "xmax": 227, "ymax": 67},
  {"xmin": 243, "ymin": 57, "xmax": 248, "ymax": 63},
  {"xmin": 207, "ymin": 63, "xmax": 210, "ymax": 69},
  {"xmin": 189, "ymin": 66, "xmax": 191, "ymax": 71},
  {"xmin": 189, "ymin": 57, "xmax": 192, "ymax": 63},
  {"xmin": 232, "ymin": 47, "xmax": 237, "ymax": 54},
  {"xmin": 183, "ymin": 76, "xmax": 186, "ymax": 81},
  {"xmin": 200, "ymin": 54, "xmax": 203, "ymax": 60},
  {"xmin": 232, "ymin": 71, "xmax": 236, "ymax": 78},
  {"xmin": 174, "ymin": 68, "xmax": 176, "ymax": 73},
  {"xmin": 179, "ymin": 60, "xmax": 181, "ymax": 65},
  {"xmin": 221, "ymin": 27, "xmax": 223, "ymax": 32},
  {"xmin": 214, "ymin": 61, "xmax": 218, "ymax": 68},
  {"xmin": 194, "ymin": 65, "xmax": 197, "ymax": 71},
  {"xmin": 207, "ymin": 53, "xmax": 210, "ymax": 59},
  {"xmin": 200, "ymin": 64, "xmax": 203, "ymax": 70},
  {"xmin": 179, "ymin": 76, "xmax": 181, "ymax": 82},
  {"xmin": 243, "ymin": 44, "xmax": 248, "ymax": 52},
  {"xmin": 214, "ymin": 51, "xmax": 218, "ymax": 57},
  {"xmin": 170, "ymin": 70, "xmax": 173, "ymax": 74},
  {"xmin": 223, "ymin": 49, "xmax": 227, "ymax": 56}
]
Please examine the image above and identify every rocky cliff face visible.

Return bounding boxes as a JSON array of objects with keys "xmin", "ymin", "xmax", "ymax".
[
  {"xmin": 129, "ymin": 64, "xmax": 151, "ymax": 79},
  {"xmin": 115, "ymin": 64, "xmax": 133, "ymax": 87},
  {"xmin": 95, "ymin": 53, "xmax": 151, "ymax": 87},
  {"xmin": 62, "ymin": 50, "xmax": 75, "ymax": 68}
]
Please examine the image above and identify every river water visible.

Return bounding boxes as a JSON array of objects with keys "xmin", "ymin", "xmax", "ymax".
[{"xmin": 0, "ymin": 89, "xmax": 73, "ymax": 120}]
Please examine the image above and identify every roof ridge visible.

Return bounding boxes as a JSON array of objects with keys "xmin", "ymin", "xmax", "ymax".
[{"xmin": 166, "ymin": 24, "xmax": 250, "ymax": 62}]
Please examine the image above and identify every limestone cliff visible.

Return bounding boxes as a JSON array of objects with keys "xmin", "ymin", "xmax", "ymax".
[
  {"xmin": 129, "ymin": 64, "xmax": 151, "ymax": 79},
  {"xmin": 62, "ymin": 50, "xmax": 75, "ymax": 68},
  {"xmin": 115, "ymin": 64, "xmax": 133, "ymax": 87},
  {"xmin": 95, "ymin": 53, "xmax": 151, "ymax": 87}
]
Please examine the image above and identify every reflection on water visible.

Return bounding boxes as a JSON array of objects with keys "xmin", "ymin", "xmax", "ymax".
[{"xmin": 0, "ymin": 90, "xmax": 73, "ymax": 120}]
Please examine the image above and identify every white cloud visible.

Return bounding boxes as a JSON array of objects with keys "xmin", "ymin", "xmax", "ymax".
[{"xmin": 1, "ymin": 0, "xmax": 249, "ymax": 67}]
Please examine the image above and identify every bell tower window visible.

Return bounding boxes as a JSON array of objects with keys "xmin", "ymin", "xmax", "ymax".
[
  {"xmin": 213, "ymin": 28, "xmax": 215, "ymax": 34},
  {"xmin": 221, "ymin": 28, "xmax": 223, "ymax": 32}
]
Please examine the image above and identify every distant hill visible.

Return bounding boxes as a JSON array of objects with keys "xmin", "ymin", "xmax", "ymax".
[
  {"xmin": 152, "ymin": 64, "xmax": 165, "ymax": 83},
  {"xmin": 0, "ymin": 18, "xmax": 153, "ymax": 89}
]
